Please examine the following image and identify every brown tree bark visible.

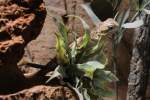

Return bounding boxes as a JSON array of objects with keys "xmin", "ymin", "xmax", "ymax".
[{"xmin": 127, "ymin": 2, "xmax": 150, "ymax": 100}]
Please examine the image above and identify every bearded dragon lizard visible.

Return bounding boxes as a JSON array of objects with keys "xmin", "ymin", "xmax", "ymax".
[{"xmin": 70, "ymin": 3, "xmax": 118, "ymax": 48}]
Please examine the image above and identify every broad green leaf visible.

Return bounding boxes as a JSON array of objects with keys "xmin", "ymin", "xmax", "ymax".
[
  {"xmin": 94, "ymin": 87, "xmax": 114, "ymax": 98},
  {"xmin": 93, "ymin": 70, "xmax": 118, "ymax": 84},
  {"xmin": 82, "ymin": 39, "xmax": 103, "ymax": 59},
  {"xmin": 53, "ymin": 17, "xmax": 68, "ymax": 45},
  {"xmin": 55, "ymin": 33, "xmax": 69, "ymax": 64},
  {"xmin": 92, "ymin": 70, "xmax": 117, "ymax": 98},
  {"xmin": 54, "ymin": 17, "xmax": 70, "ymax": 64},
  {"xmin": 93, "ymin": 70, "xmax": 109, "ymax": 87},
  {"xmin": 122, "ymin": 19, "xmax": 144, "ymax": 28},
  {"xmin": 82, "ymin": 40, "xmax": 107, "ymax": 65},
  {"xmin": 104, "ymin": 71, "xmax": 119, "ymax": 82},
  {"xmin": 77, "ymin": 61, "xmax": 105, "ymax": 79},
  {"xmin": 54, "ymin": 18, "xmax": 71, "ymax": 61},
  {"xmin": 80, "ymin": 31, "xmax": 90, "ymax": 49},
  {"xmin": 92, "ymin": 69, "xmax": 118, "ymax": 98}
]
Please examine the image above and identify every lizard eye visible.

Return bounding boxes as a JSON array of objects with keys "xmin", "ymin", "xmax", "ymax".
[{"xmin": 108, "ymin": 26, "xmax": 113, "ymax": 30}]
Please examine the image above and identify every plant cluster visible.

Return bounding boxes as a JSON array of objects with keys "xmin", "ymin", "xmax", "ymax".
[{"xmin": 46, "ymin": 16, "xmax": 118, "ymax": 100}]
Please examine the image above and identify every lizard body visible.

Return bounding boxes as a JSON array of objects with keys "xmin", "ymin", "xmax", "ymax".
[{"xmin": 70, "ymin": 18, "xmax": 118, "ymax": 48}]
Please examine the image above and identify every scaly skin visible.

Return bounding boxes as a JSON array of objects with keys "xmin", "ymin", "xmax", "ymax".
[
  {"xmin": 70, "ymin": 18, "xmax": 118, "ymax": 48},
  {"xmin": 91, "ymin": 18, "xmax": 118, "ymax": 39}
]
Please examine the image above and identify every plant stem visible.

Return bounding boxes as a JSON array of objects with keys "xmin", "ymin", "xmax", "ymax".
[
  {"xmin": 72, "ymin": 0, "xmax": 77, "ymax": 30},
  {"xmin": 62, "ymin": 0, "xmax": 69, "ymax": 24},
  {"xmin": 64, "ymin": 0, "xmax": 68, "ymax": 15}
]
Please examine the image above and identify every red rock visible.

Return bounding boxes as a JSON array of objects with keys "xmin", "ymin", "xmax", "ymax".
[
  {"xmin": 0, "ymin": 85, "xmax": 77, "ymax": 100},
  {"xmin": 0, "ymin": 0, "xmax": 46, "ymax": 93}
]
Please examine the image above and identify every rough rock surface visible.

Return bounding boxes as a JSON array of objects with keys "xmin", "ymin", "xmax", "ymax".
[
  {"xmin": 0, "ymin": 0, "xmax": 46, "ymax": 93},
  {"xmin": 0, "ymin": 0, "xmax": 46, "ymax": 65},
  {"xmin": 0, "ymin": 85, "xmax": 77, "ymax": 100}
]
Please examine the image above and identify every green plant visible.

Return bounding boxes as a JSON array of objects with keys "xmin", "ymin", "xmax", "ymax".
[{"xmin": 46, "ymin": 16, "xmax": 118, "ymax": 100}]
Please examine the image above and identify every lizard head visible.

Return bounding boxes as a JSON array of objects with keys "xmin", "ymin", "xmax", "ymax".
[
  {"xmin": 91, "ymin": 18, "xmax": 118, "ymax": 40},
  {"xmin": 99, "ymin": 18, "xmax": 119, "ymax": 33}
]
